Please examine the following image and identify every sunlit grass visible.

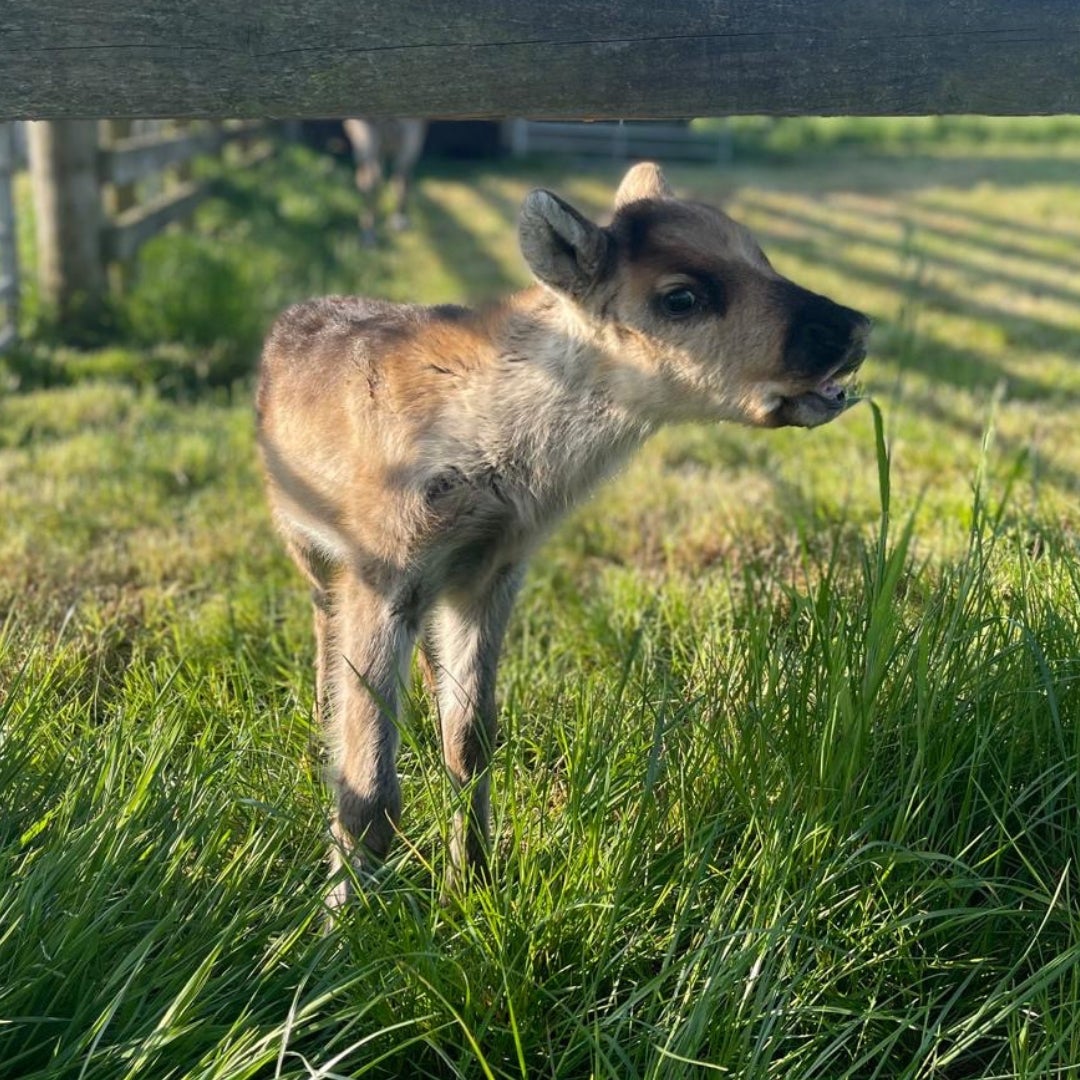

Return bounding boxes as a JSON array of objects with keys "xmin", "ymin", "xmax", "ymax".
[{"xmin": 2, "ymin": 132, "xmax": 1079, "ymax": 1078}]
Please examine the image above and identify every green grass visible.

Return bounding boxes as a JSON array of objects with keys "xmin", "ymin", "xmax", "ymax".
[{"xmin": 2, "ymin": 133, "xmax": 1080, "ymax": 1078}]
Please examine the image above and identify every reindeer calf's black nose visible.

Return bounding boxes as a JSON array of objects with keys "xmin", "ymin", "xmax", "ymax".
[{"xmin": 779, "ymin": 284, "xmax": 869, "ymax": 375}]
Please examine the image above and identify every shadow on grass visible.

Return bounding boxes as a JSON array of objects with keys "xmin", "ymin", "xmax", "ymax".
[
  {"xmin": 743, "ymin": 191, "xmax": 1080, "ymax": 312},
  {"xmin": 722, "ymin": 152, "xmax": 1080, "ymax": 199},
  {"xmin": 409, "ymin": 183, "xmax": 519, "ymax": 302},
  {"xmin": 832, "ymin": 194, "xmax": 1080, "ymax": 277},
  {"xmin": 915, "ymin": 191, "xmax": 1080, "ymax": 250}
]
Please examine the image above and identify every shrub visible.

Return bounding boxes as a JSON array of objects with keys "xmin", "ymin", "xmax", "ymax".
[{"xmin": 123, "ymin": 232, "xmax": 263, "ymax": 383}]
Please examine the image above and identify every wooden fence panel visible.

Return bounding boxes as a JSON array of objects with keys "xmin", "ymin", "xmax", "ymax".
[
  {"xmin": 3, "ymin": 2, "xmax": 1080, "ymax": 120},
  {"xmin": 27, "ymin": 119, "xmax": 267, "ymax": 335},
  {"xmin": 98, "ymin": 121, "xmax": 265, "ymax": 266}
]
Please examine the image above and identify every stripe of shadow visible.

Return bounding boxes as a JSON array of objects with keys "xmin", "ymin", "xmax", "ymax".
[
  {"xmin": 410, "ymin": 183, "xmax": 520, "ymax": 302},
  {"xmin": 684, "ymin": 153, "xmax": 1080, "ymax": 203},
  {"xmin": 915, "ymin": 193, "xmax": 1080, "ymax": 251},
  {"xmin": 258, "ymin": 435, "xmax": 404, "ymax": 595},
  {"xmin": 858, "ymin": 201, "xmax": 1080, "ymax": 276},
  {"xmin": 742, "ymin": 193, "xmax": 1080, "ymax": 311},
  {"xmin": 827, "ymin": 153, "xmax": 1080, "ymax": 199},
  {"xmin": 747, "ymin": 224, "xmax": 1080, "ymax": 401}
]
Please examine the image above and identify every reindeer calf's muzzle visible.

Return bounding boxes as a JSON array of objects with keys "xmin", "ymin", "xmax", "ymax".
[{"xmin": 774, "ymin": 286, "xmax": 871, "ymax": 428}]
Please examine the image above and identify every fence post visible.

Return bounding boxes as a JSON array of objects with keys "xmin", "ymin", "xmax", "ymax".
[
  {"xmin": 29, "ymin": 120, "xmax": 105, "ymax": 336},
  {"xmin": 0, "ymin": 122, "xmax": 18, "ymax": 353}
]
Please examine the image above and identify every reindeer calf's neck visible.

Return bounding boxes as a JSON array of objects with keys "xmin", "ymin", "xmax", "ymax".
[{"xmin": 446, "ymin": 287, "xmax": 655, "ymax": 510}]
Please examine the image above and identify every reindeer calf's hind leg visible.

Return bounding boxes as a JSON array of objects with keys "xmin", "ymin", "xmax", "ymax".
[
  {"xmin": 426, "ymin": 566, "xmax": 523, "ymax": 893},
  {"xmin": 327, "ymin": 570, "xmax": 416, "ymax": 905},
  {"xmin": 281, "ymin": 537, "xmax": 337, "ymax": 732}
]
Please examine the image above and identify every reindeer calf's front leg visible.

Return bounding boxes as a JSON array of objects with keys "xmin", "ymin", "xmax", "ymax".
[
  {"xmin": 327, "ymin": 572, "xmax": 415, "ymax": 905},
  {"xmin": 426, "ymin": 566, "xmax": 522, "ymax": 893}
]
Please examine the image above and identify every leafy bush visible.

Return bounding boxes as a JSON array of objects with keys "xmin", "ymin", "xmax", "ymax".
[{"xmin": 123, "ymin": 232, "xmax": 264, "ymax": 383}]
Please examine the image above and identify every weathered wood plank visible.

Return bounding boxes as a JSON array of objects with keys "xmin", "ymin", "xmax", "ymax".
[{"xmin": 3, "ymin": 2, "xmax": 1080, "ymax": 119}]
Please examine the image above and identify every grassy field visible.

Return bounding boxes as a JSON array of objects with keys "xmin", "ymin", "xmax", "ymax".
[{"xmin": 2, "ymin": 130, "xmax": 1079, "ymax": 1078}]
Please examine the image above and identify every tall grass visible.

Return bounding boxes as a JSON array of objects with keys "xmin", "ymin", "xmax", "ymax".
[{"xmin": 2, "ymin": 392, "xmax": 1077, "ymax": 1077}]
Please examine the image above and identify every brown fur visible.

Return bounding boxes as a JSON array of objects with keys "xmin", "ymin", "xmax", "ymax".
[{"xmin": 257, "ymin": 163, "xmax": 870, "ymax": 903}]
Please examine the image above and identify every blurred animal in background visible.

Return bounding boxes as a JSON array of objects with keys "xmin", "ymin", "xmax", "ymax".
[{"xmin": 342, "ymin": 119, "xmax": 428, "ymax": 245}]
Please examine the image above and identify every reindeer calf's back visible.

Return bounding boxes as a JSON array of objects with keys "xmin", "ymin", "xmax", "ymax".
[{"xmin": 256, "ymin": 295, "xmax": 511, "ymax": 568}]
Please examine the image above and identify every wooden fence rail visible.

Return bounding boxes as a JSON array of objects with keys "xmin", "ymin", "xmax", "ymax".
[{"xmin": 3, "ymin": 2, "xmax": 1080, "ymax": 120}]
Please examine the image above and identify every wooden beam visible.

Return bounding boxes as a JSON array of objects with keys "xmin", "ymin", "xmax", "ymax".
[{"xmin": 3, "ymin": 2, "xmax": 1080, "ymax": 119}]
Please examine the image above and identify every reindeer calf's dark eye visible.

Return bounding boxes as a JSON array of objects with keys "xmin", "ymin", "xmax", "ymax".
[{"xmin": 660, "ymin": 288, "xmax": 698, "ymax": 317}]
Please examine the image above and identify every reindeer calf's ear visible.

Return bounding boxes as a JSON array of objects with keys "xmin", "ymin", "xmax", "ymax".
[
  {"xmin": 519, "ymin": 190, "xmax": 608, "ymax": 298},
  {"xmin": 613, "ymin": 161, "xmax": 673, "ymax": 210}
]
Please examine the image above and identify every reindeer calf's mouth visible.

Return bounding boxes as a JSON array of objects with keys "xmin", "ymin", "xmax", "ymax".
[{"xmin": 774, "ymin": 349, "xmax": 866, "ymax": 428}]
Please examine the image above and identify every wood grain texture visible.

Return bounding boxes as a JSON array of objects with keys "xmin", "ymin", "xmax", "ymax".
[{"xmin": 3, "ymin": 1, "xmax": 1080, "ymax": 119}]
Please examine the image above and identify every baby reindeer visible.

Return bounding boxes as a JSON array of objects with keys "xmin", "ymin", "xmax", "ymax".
[{"xmin": 257, "ymin": 163, "xmax": 870, "ymax": 904}]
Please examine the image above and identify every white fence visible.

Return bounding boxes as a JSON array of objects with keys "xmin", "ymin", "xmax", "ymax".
[{"xmin": 505, "ymin": 120, "xmax": 732, "ymax": 163}]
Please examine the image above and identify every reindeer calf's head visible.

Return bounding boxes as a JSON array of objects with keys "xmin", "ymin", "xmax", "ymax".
[{"xmin": 519, "ymin": 163, "xmax": 870, "ymax": 429}]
